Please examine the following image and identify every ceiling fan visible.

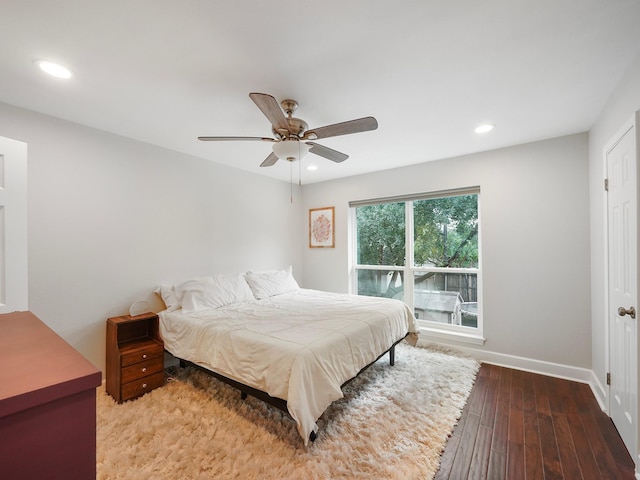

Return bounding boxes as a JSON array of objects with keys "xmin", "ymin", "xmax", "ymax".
[{"xmin": 198, "ymin": 93, "xmax": 378, "ymax": 167}]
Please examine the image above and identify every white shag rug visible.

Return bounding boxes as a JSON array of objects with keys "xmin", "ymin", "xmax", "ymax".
[{"xmin": 97, "ymin": 343, "xmax": 479, "ymax": 480}]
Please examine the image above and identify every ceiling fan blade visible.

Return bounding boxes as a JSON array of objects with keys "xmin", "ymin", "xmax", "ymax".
[
  {"xmin": 198, "ymin": 136, "xmax": 275, "ymax": 142},
  {"xmin": 306, "ymin": 142, "xmax": 349, "ymax": 163},
  {"xmin": 249, "ymin": 93, "xmax": 290, "ymax": 134},
  {"xmin": 260, "ymin": 152, "xmax": 279, "ymax": 167},
  {"xmin": 306, "ymin": 116, "xmax": 378, "ymax": 140}
]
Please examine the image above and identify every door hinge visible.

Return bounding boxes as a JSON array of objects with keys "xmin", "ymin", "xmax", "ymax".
[
  {"xmin": 604, "ymin": 178, "xmax": 609, "ymax": 191},
  {"xmin": 607, "ymin": 372, "xmax": 611, "ymax": 385}
]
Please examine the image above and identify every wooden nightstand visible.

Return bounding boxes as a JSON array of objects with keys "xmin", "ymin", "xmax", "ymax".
[{"xmin": 106, "ymin": 312, "xmax": 164, "ymax": 403}]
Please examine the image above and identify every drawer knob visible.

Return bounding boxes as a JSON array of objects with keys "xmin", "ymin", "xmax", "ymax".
[
  {"xmin": 142, "ymin": 354, "xmax": 148, "ymax": 359},
  {"xmin": 142, "ymin": 383, "xmax": 148, "ymax": 389},
  {"xmin": 142, "ymin": 367, "xmax": 147, "ymax": 373}
]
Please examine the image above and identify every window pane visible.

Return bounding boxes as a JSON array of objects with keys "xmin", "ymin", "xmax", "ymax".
[
  {"xmin": 356, "ymin": 269, "xmax": 404, "ymax": 298},
  {"xmin": 356, "ymin": 203, "xmax": 405, "ymax": 266},
  {"xmin": 413, "ymin": 271, "xmax": 478, "ymax": 327},
  {"xmin": 352, "ymin": 189, "xmax": 481, "ymax": 335},
  {"xmin": 413, "ymin": 195, "xmax": 478, "ymax": 268}
]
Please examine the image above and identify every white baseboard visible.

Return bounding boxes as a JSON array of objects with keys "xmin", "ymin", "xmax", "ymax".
[{"xmin": 589, "ymin": 369, "xmax": 608, "ymax": 412}]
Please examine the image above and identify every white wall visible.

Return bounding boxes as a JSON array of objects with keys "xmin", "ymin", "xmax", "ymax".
[
  {"xmin": 302, "ymin": 133, "xmax": 591, "ymax": 369},
  {"xmin": 0, "ymin": 101, "xmax": 303, "ymax": 373},
  {"xmin": 588, "ymin": 52, "xmax": 640, "ymax": 396}
]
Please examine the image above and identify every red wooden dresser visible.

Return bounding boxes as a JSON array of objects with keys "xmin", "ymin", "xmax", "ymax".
[{"xmin": 0, "ymin": 311, "xmax": 102, "ymax": 479}]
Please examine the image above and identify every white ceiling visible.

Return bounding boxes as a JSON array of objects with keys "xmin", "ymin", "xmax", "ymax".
[{"xmin": 1, "ymin": 0, "xmax": 640, "ymax": 184}]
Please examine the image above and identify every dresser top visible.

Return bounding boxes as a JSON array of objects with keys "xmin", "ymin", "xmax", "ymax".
[{"xmin": 0, "ymin": 311, "xmax": 102, "ymax": 418}]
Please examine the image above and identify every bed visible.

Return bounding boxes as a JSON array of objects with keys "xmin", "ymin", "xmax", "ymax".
[{"xmin": 156, "ymin": 269, "xmax": 419, "ymax": 445}]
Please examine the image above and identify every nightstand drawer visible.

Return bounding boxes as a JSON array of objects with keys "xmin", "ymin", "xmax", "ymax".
[
  {"xmin": 121, "ymin": 356, "xmax": 163, "ymax": 383},
  {"xmin": 121, "ymin": 372, "xmax": 164, "ymax": 401},
  {"xmin": 121, "ymin": 340, "xmax": 163, "ymax": 366}
]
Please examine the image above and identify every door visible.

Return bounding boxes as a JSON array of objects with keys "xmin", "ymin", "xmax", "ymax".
[
  {"xmin": 0, "ymin": 136, "xmax": 28, "ymax": 313},
  {"xmin": 607, "ymin": 114, "xmax": 638, "ymax": 462}
]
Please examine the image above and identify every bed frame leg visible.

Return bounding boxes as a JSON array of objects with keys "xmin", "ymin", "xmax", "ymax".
[
  {"xmin": 390, "ymin": 345, "xmax": 395, "ymax": 366},
  {"xmin": 309, "ymin": 431, "xmax": 317, "ymax": 442},
  {"xmin": 241, "ymin": 391, "xmax": 247, "ymax": 400}
]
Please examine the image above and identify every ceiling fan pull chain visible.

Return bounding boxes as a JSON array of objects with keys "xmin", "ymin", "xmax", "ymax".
[{"xmin": 298, "ymin": 141, "xmax": 302, "ymax": 186}]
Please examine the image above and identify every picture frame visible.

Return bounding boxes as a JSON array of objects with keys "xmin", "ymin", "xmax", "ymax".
[{"xmin": 309, "ymin": 206, "xmax": 335, "ymax": 248}]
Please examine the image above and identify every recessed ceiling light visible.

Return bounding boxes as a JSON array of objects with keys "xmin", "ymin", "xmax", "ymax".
[
  {"xmin": 306, "ymin": 165, "xmax": 318, "ymax": 171},
  {"xmin": 34, "ymin": 59, "xmax": 73, "ymax": 79},
  {"xmin": 474, "ymin": 124, "xmax": 494, "ymax": 134}
]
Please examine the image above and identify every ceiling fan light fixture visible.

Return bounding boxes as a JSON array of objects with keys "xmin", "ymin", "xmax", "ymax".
[{"xmin": 272, "ymin": 140, "xmax": 309, "ymax": 161}]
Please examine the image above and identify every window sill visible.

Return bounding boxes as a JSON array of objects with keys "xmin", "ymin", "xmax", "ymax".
[{"xmin": 419, "ymin": 325, "xmax": 486, "ymax": 346}]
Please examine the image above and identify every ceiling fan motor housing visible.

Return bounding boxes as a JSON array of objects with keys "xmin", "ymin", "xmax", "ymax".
[{"xmin": 274, "ymin": 117, "xmax": 308, "ymax": 139}]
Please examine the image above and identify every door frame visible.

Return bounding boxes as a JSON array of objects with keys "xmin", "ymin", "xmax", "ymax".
[
  {"xmin": 0, "ymin": 136, "xmax": 28, "ymax": 313},
  {"xmin": 603, "ymin": 111, "xmax": 639, "ymax": 468}
]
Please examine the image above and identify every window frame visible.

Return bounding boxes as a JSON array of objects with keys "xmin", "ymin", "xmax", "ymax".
[{"xmin": 349, "ymin": 187, "xmax": 484, "ymax": 345}]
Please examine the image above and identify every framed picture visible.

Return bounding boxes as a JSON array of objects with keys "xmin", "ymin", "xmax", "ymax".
[{"xmin": 309, "ymin": 206, "xmax": 335, "ymax": 248}]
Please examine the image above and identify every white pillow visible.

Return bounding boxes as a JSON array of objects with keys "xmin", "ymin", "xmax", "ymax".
[
  {"xmin": 245, "ymin": 266, "xmax": 300, "ymax": 300},
  {"xmin": 177, "ymin": 274, "xmax": 254, "ymax": 313},
  {"xmin": 154, "ymin": 284, "xmax": 180, "ymax": 312}
]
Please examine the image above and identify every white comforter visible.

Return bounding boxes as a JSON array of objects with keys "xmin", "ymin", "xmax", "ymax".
[{"xmin": 159, "ymin": 289, "xmax": 419, "ymax": 444}]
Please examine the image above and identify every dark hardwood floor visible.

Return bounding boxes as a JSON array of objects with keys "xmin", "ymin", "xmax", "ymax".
[{"xmin": 435, "ymin": 363, "xmax": 635, "ymax": 479}]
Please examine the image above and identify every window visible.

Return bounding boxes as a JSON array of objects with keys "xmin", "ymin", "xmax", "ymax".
[{"xmin": 351, "ymin": 188, "xmax": 482, "ymax": 341}]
